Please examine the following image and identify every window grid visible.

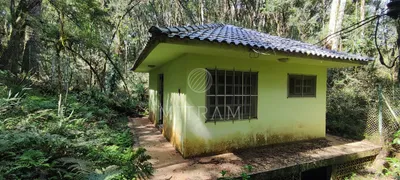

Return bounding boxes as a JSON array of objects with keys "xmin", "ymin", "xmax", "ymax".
[
  {"xmin": 206, "ymin": 69, "xmax": 258, "ymax": 122},
  {"xmin": 288, "ymin": 74, "xmax": 317, "ymax": 97}
]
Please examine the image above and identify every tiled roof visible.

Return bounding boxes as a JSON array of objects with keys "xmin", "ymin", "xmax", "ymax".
[{"xmin": 149, "ymin": 23, "xmax": 373, "ymax": 62}]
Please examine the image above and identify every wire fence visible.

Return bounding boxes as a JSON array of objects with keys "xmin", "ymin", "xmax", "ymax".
[{"xmin": 365, "ymin": 84, "xmax": 400, "ymax": 143}]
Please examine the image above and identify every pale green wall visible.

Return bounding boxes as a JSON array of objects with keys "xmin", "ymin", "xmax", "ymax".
[
  {"xmin": 148, "ymin": 52, "xmax": 328, "ymax": 158},
  {"xmin": 182, "ymin": 54, "xmax": 327, "ymax": 157},
  {"xmin": 148, "ymin": 57, "xmax": 187, "ymax": 153}
]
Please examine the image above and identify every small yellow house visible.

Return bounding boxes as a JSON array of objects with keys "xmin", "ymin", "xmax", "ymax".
[{"xmin": 131, "ymin": 24, "xmax": 372, "ymax": 158}]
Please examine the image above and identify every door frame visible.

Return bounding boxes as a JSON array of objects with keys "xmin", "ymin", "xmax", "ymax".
[{"xmin": 158, "ymin": 74, "xmax": 164, "ymax": 125}]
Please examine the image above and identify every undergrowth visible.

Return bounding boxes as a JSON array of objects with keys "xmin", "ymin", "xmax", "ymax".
[{"xmin": 0, "ymin": 72, "xmax": 152, "ymax": 179}]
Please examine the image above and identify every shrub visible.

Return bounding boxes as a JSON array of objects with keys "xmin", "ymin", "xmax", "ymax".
[
  {"xmin": 0, "ymin": 84, "xmax": 153, "ymax": 179},
  {"xmin": 326, "ymin": 67, "xmax": 377, "ymax": 140}
]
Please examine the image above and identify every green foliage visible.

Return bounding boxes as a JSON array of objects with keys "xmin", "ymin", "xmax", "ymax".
[
  {"xmin": 383, "ymin": 130, "xmax": 400, "ymax": 179},
  {"xmin": 381, "ymin": 132, "xmax": 400, "ymax": 179},
  {"xmin": 0, "ymin": 0, "xmax": 397, "ymax": 179},
  {"xmin": 7, "ymin": 149, "xmax": 51, "ymax": 177},
  {"xmin": 220, "ymin": 170, "xmax": 228, "ymax": 177},
  {"xmin": 393, "ymin": 130, "xmax": 400, "ymax": 145},
  {"xmin": 384, "ymin": 157, "xmax": 400, "ymax": 179},
  {"xmin": 0, "ymin": 83, "xmax": 153, "ymax": 179},
  {"xmin": 219, "ymin": 165, "xmax": 253, "ymax": 180},
  {"xmin": 326, "ymin": 66, "xmax": 379, "ymax": 140},
  {"xmin": 243, "ymin": 165, "xmax": 253, "ymax": 173},
  {"xmin": 344, "ymin": 173, "xmax": 358, "ymax": 180},
  {"xmin": 365, "ymin": 130, "xmax": 400, "ymax": 179}
]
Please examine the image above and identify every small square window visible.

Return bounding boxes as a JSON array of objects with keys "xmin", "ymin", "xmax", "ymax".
[{"xmin": 288, "ymin": 74, "xmax": 316, "ymax": 97}]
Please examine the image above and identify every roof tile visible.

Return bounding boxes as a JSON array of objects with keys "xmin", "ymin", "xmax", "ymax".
[{"xmin": 148, "ymin": 23, "xmax": 373, "ymax": 62}]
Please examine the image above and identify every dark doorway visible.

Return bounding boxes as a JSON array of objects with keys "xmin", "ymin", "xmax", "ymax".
[
  {"xmin": 158, "ymin": 74, "xmax": 164, "ymax": 125},
  {"xmin": 301, "ymin": 166, "xmax": 332, "ymax": 180}
]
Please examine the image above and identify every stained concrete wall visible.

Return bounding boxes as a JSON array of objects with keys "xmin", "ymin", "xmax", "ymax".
[
  {"xmin": 149, "ymin": 52, "xmax": 328, "ymax": 158},
  {"xmin": 182, "ymin": 54, "xmax": 327, "ymax": 157},
  {"xmin": 149, "ymin": 57, "xmax": 187, "ymax": 153}
]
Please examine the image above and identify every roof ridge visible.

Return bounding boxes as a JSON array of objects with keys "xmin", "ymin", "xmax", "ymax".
[{"xmin": 149, "ymin": 23, "xmax": 224, "ymax": 35}]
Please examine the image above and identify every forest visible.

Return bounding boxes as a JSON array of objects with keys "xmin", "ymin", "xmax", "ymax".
[{"xmin": 1, "ymin": 0, "xmax": 400, "ymax": 179}]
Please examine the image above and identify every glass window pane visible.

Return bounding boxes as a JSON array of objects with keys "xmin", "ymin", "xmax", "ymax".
[
  {"xmin": 244, "ymin": 106, "xmax": 250, "ymax": 118},
  {"xmin": 235, "ymin": 97, "xmax": 243, "ymax": 106},
  {"xmin": 245, "ymin": 85, "xmax": 251, "ymax": 95},
  {"xmin": 303, "ymin": 87, "xmax": 310, "ymax": 94},
  {"xmin": 235, "ymin": 86, "xmax": 242, "ymax": 94},
  {"xmin": 303, "ymin": 79, "xmax": 309, "ymax": 86},
  {"xmin": 217, "ymin": 85, "xmax": 225, "ymax": 95},
  {"xmin": 226, "ymin": 96, "xmax": 234, "ymax": 104},
  {"xmin": 251, "ymin": 96, "xmax": 257, "ymax": 118},
  {"xmin": 295, "ymin": 79, "xmax": 302, "ymax": 86},
  {"xmin": 303, "ymin": 76, "xmax": 316, "ymax": 96},
  {"xmin": 235, "ymin": 73, "xmax": 242, "ymax": 85},
  {"xmin": 208, "ymin": 85, "xmax": 215, "ymax": 95},
  {"xmin": 217, "ymin": 71, "xmax": 225, "ymax": 84},
  {"xmin": 243, "ymin": 72, "xmax": 250, "ymax": 85},
  {"xmin": 217, "ymin": 96, "xmax": 224, "ymax": 106},
  {"xmin": 251, "ymin": 74, "xmax": 258, "ymax": 95},
  {"xmin": 226, "ymin": 85, "xmax": 233, "ymax": 95},
  {"xmin": 244, "ymin": 96, "xmax": 251, "ymax": 106},
  {"xmin": 295, "ymin": 87, "xmax": 301, "ymax": 94},
  {"xmin": 207, "ymin": 96, "xmax": 216, "ymax": 106},
  {"xmin": 289, "ymin": 77, "xmax": 295, "ymax": 94},
  {"xmin": 226, "ymin": 72, "xmax": 233, "ymax": 85}
]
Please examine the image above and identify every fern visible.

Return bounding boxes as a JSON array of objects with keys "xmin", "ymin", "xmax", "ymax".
[
  {"xmin": 5, "ymin": 149, "xmax": 51, "ymax": 177},
  {"xmin": 57, "ymin": 157, "xmax": 94, "ymax": 174},
  {"xmin": 87, "ymin": 165, "xmax": 122, "ymax": 180},
  {"xmin": 0, "ymin": 84, "xmax": 153, "ymax": 179}
]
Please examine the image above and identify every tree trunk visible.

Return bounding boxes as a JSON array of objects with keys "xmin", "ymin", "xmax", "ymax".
[
  {"xmin": 22, "ymin": 27, "xmax": 40, "ymax": 74},
  {"xmin": 332, "ymin": 0, "xmax": 346, "ymax": 51},
  {"xmin": 327, "ymin": 0, "xmax": 339, "ymax": 49},
  {"xmin": 360, "ymin": 0, "xmax": 365, "ymax": 36},
  {"xmin": 0, "ymin": 28, "xmax": 24, "ymax": 74},
  {"xmin": 56, "ymin": 50, "xmax": 63, "ymax": 93},
  {"xmin": 395, "ymin": 20, "xmax": 400, "ymax": 83},
  {"xmin": 22, "ymin": 0, "xmax": 42, "ymax": 74},
  {"xmin": 200, "ymin": 0, "xmax": 204, "ymax": 25},
  {"xmin": 1, "ymin": 0, "xmax": 42, "ymax": 74}
]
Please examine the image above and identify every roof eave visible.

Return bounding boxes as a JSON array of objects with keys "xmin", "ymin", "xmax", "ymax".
[
  {"xmin": 165, "ymin": 36, "xmax": 373, "ymax": 65},
  {"xmin": 130, "ymin": 35, "xmax": 165, "ymax": 71},
  {"xmin": 131, "ymin": 35, "xmax": 373, "ymax": 71}
]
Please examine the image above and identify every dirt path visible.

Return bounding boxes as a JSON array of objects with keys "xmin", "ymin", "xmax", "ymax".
[
  {"xmin": 129, "ymin": 117, "xmax": 381, "ymax": 180},
  {"xmin": 128, "ymin": 117, "xmax": 242, "ymax": 180}
]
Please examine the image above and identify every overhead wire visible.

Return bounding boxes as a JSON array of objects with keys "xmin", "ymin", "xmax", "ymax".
[
  {"xmin": 314, "ymin": 14, "xmax": 383, "ymax": 46},
  {"xmin": 252, "ymin": 7, "xmax": 399, "ymax": 69},
  {"xmin": 314, "ymin": 6, "xmax": 400, "ymax": 69},
  {"xmin": 374, "ymin": 12, "xmax": 400, "ymax": 68}
]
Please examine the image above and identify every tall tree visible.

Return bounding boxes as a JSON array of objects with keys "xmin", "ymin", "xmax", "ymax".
[
  {"xmin": 327, "ymin": 0, "xmax": 340, "ymax": 50},
  {"xmin": 0, "ymin": 0, "xmax": 25, "ymax": 73},
  {"xmin": 22, "ymin": 0, "xmax": 42, "ymax": 74},
  {"xmin": 0, "ymin": 0, "xmax": 42, "ymax": 74},
  {"xmin": 360, "ymin": 0, "xmax": 365, "ymax": 36},
  {"xmin": 0, "ymin": 0, "xmax": 382, "ymax": 97},
  {"xmin": 332, "ymin": 0, "xmax": 346, "ymax": 50}
]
